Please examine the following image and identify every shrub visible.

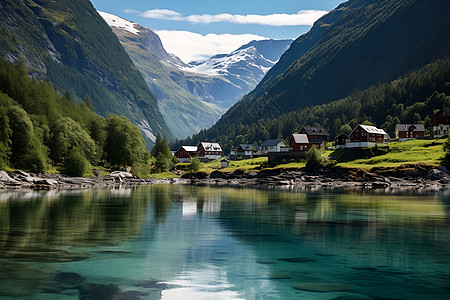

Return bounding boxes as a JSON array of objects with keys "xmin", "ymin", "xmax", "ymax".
[
  {"xmin": 64, "ymin": 149, "xmax": 89, "ymax": 177},
  {"xmin": 306, "ymin": 145, "xmax": 323, "ymax": 166},
  {"xmin": 188, "ymin": 158, "xmax": 201, "ymax": 172}
]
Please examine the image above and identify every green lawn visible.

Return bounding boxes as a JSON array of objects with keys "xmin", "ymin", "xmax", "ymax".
[{"xmin": 334, "ymin": 139, "xmax": 445, "ymax": 169}]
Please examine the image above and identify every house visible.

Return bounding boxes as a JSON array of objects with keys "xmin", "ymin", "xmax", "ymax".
[
  {"xmin": 300, "ymin": 127, "xmax": 328, "ymax": 148},
  {"xmin": 395, "ymin": 124, "xmax": 425, "ymax": 141},
  {"xmin": 261, "ymin": 139, "xmax": 289, "ymax": 155},
  {"xmin": 197, "ymin": 142, "xmax": 222, "ymax": 161},
  {"xmin": 335, "ymin": 133, "xmax": 350, "ymax": 148},
  {"xmin": 289, "ymin": 134, "xmax": 311, "ymax": 152},
  {"xmin": 175, "ymin": 146, "xmax": 198, "ymax": 163},
  {"xmin": 346, "ymin": 124, "xmax": 390, "ymax": 148},
  {"xmin": 432, "ymin": 107, "xmax": 450, "ymax": 138},
  {"xmin": 220, "ymin": 158, "xmax": 229, "ymax": 168},
  {"xmin": 229, "ymin": 144, "xmax": 261, "ymax": 160}
]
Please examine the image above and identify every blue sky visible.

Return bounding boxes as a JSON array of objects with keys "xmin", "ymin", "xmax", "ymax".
[{"xmin": 90, "ymin": 0, "xmax": 346, "ymax": 62}]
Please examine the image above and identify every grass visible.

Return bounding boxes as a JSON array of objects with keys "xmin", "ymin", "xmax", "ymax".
[{"xmin": 334, "ymin": 138, "xmax": 446, "ymax": 169}]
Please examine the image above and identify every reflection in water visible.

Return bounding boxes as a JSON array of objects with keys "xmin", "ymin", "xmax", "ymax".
[{"xmin": 0, "ymin": 185, "xmax": 449, "ymax": 299}]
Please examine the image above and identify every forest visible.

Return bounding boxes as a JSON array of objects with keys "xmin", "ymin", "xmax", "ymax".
[
  {"xmin": 174, "ymin": 57, "xmax": 450, "ymax": 153},
  {"xmin": 0, "ymin": 58, "xmax": 173, "ymax": 176}
]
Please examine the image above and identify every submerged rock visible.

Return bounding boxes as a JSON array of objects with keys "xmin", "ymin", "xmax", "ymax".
[
  {"xmin": 41, "ymin": 272, "xmax": 84, "ymax": 293},
  {"xmin": 79, "ymin": 283, "xmax": 119, "ymax": 300},
  {"xmin": 278, "ymin": 257, "xmax": 317, "ymax": 263},
  {"xmin": 292, "ymin": 282, "xmax": 352, "ymax": 292}
]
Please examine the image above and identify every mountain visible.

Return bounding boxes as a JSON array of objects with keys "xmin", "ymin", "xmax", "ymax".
[
  {"xmin": 182, "ymin": 39, "xmax": 292, "ymax": 108},
  {"xmin": 0, "ymin": 0, "xmax": 173, "ymax": 146},
  {"xmin": 99, "ymin": 11, "xmax": 292, "ymax": 139},
  {"xmin": 98, "ymin": 11, "xmax": 223, "ymax": 140},
  {"xmin": 177, "ymin": 0, "xmax": 450, "ymax": 150}
]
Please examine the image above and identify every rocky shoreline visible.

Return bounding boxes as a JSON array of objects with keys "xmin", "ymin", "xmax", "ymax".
[{"xmin": 1, "ymin": 164, "xmax": 450, "ymax": 192}]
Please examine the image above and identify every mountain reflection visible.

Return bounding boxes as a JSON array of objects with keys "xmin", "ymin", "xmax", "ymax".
[{"xmin": 0, "ymin": 187, "xmax": 155, "ymax": 261}]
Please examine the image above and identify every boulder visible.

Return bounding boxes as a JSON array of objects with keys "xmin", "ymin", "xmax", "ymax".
[
  {"xmin": 110, "ymin": 171, "xmax": 134, "ymax": 179},
  {"xmin": 0, "ymin": 171, "xmax": 18, "ymax": 183},
  {"xmin": 427, "ymin": 169, "xmax": 449, "ymax": 180}
]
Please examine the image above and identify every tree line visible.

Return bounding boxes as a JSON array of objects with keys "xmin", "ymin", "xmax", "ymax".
[
  {"xmin": 0, "ymin": 58, "xmax": 173, "ymax": 176},
  {"xmin": 173, "ymin": 57, "xmax": 450, "ymax": 153}
]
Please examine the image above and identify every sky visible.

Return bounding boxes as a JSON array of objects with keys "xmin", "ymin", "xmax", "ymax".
[{"xmin": 90, "ymin": 0, "xmax": 346, "ymax": 62}]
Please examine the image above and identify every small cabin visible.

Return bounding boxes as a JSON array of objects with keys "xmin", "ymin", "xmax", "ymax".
[
  {"xmin": 300, "ymin": 126, "xmax": 328, "ymax": 148},
  {"xmin": 395, "ymin": 124, "xmax": 425, "ymax": 141},
  {"xmin": 347, "ymin": 125, "xmax": 390, "ymax": 148},
  {"xmin": 335, "ymin": 133, "xmax": 350, "ymax": 148},
  {"xmin": 175, "ymin": 146, "xmax": 198, "ymax": 163},
  {"xmin": 432, "ymin": 107, "xmax": 450, "ymax": 138},
  {"xmin": 229, "ymin": 144, "xmax": 261, "ymax": 160},
  {"xmin": 261, "ymin": 139, "xmax": 289, "ymax": 155},
  {"xmin": 289, "ymin": 134, "xmax": 311, "ymax": 152},
  {"xmin": 197, "ymin": 142, "xmax": 222, "ymax": 161},
  {"xmin": 220, "ymin": 158, "xmax": 229, "ymax": 168}
]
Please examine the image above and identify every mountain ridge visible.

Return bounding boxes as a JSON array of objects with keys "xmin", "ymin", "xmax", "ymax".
[{"xmin": 0, "ymin": 0, "xmax": 173, "ymax": 146}]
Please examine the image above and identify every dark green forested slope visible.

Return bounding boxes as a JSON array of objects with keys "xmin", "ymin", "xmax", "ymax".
[
  {"xmin": 175, "ymin": 58, "xmax": 450, "ymax": 152},
  {"xmin": 0, "ymin": 58, "xmax": 150, "ymax": 174},
  {"xmin": 0, "ymin": 0, "xmax": 173, "ymax": 145},
  {"xmin": 175, "ymin": 0, "xmax": 450, "ymax": 151}
]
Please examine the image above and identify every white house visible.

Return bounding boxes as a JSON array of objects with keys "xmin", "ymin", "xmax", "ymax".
[{"xmin": 261, "ymin": 139, "xmax": 289, "ymax": 155}]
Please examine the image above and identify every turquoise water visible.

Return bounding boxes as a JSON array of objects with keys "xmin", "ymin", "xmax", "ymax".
[{"xmin": 0, "ymin": 185, "xmax": 449, "ymax": 300}]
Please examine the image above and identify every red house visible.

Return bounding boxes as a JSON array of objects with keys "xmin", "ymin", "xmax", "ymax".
[
  {"xmin": 300, "ymin": 127, "xmax": 328, "ymax": 149},
  {"xmin": 175, "ymin": 146, "xmax": 198, "ymax": 163},
  {"xmin": 289, "ymin": 134, "xmax": 311, "ymax": 152},
  {"xmin": 347, "ymin": 125, "xmax": 390, "ymax": 148},
  {"xmin": 395, "ymin": 124, "xmax": 425, "ymax": 141},
  {"xmin": 432, "ymin": 107, "xmax": 450, "ymax": 138}
]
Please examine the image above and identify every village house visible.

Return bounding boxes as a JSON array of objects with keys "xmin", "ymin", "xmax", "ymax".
[
  {"xmin": 300, "ymin": 126, "xmax": 328, "ymax": 149},
  {"xmin": 261, "ymin": 139, "xmax": 290, "ymax": 155},
  {"xmin": 289, "ymin": 133, "xmax": 312, "ymax": 152},
  {"xmin": 335, "ymin": 133, "xmax": 350, "ymax": 148},
  {"xmin": 346, "ymin": 124, "xmax": 390, "ymax": 148},
  {"xmin": 432, "ymin": 107, "xmax": 450, "ymax": 138},
  {"xmin": 229, "ymin": 144, "xmax": 261, "ymax": 160},
  {"xmin": 175, "ymin": 146, "xmax": 198, "ymax": 163},
  {"xmin": 220, "ymin": 158, "xmax": 230, "ymax": 168},
  {"xmin": 197, "ymin": 142, "xmax": 222, "ymax": 161},
  {"xmin": 395, "ymin": 124, "xmax": 426, "ymax": 141}
]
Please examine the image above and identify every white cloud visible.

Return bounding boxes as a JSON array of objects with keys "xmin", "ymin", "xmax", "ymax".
[
  {"xmin": 127, "ymin": 9, "xmax": 328, "ymax": 26},
  {"xmin": 154, "ymin": 30, "xmax": 268, "ymax": 63}
]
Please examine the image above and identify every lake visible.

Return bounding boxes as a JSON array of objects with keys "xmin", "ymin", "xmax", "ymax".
[{"xmin": 0, "ymin": 185, "xmax": 449, "ymax": 299}]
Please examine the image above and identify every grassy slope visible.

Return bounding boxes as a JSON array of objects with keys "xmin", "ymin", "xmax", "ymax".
[{"xmin": 183, "ymin": 138, "xmax": 446, "ymax": 176}]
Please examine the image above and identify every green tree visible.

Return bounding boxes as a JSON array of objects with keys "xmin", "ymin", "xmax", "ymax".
[
  {"xmin": 306, "ymin": 145, "xmax": 322, "ymax": 167},
  {"xmin": 0, "ymin": 114, "xmax": 12, "ymax": 168},
  {"xmin": 188, "ymin": 157, "xmax": 201, "ymax": 173},
  {"xmin": 105, "ymin": 115, "xmax": 149, "ymax": 168},
  {"xmin": 64, "ymin": 148, "xmax": 89, "ymax": 177},
  {"xmin": 152, "ymin": 134, "xmax": 174, "ymax": 172}
]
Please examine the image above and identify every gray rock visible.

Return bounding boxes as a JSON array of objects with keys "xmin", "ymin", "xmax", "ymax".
[
  {"xmin": 427, "ymin": 169, "xmax": 448, "ymax": 180},
  {"xmin": 110, "ymin": 171, "xmax": 134, "ymax": 179},
  {"xmin": 0, "ymin": 171, "xmax": 18, "ymax": 183},
  {"xmin": 438, "ymin": 165, "xmax": 450, "ymax": 175}
]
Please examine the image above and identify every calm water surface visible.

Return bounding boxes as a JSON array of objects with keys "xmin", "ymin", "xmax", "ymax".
[{"xmin": 0, "ymin": 185, "xmax": 449, "ymax": 299}]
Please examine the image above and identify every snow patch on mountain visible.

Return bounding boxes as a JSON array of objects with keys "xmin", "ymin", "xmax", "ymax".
[
  {"xmin": 182, "ymin": 46, "xmax": 273, "ymax": 77},
  {"xmin": 98, "ymin": 11, "xmax": 140, "ymax": 35}
]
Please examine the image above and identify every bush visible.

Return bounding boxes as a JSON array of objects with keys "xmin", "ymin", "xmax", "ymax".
[
  {"xmin": 188, "ymin": 158, "xmax": 201, "ymax": 173},
  {"xmin": 64, "ymin": 149, "xmax": 89, "ymax": 177},
  {"xmin": 306, "ymin": 145, "xmax": 323, "ymax": 166}
]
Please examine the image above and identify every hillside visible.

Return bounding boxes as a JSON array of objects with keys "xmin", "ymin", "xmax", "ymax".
[
  {"xmin": 0, "ymin": 0, "xmax": 173, "ymax": 145},
  {"xmin": 99, "ymin": 11, "xmax": 291, "ymax": 139},
  {"xmin": 176, "ymin": 0, "xmax": 450, "ymax": 150}
]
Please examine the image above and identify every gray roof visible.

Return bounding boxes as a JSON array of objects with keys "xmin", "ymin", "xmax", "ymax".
[
  {"xmin": 396, "ymin": 124, "xmax": 425, "ymax": 132},
  {"xmin": 358, "ymin": 125, "xmax": 388, "ymax": 135},
  {"xmin": 199, "ymin": 142, "xmax": 222, "ymax": 152},
  {"xmin": 179, "ymin": 146, "xmax": 198, "ymax": 152},
  {"xmin": 290, "ymin": 134, "xmax": 309, "ymax": 144},
  {"xmin": 237, "ymin": 144, "xmax": 260, "ymax": 151},
  {"xmin": 301, "ymin": 126, "xmax": 328, "ymax": 136},
  {"xmin": 261, "ymin": 139, "xmax": 286, "ymax": 147}
]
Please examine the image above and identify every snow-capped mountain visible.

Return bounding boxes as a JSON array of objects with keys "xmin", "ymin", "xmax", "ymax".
[
  {"xmin": 99, "ymin": 11, "xmax": 292, "ymax": 139},
  {"xmin": 183, "ymin": 40, "xmax": 292, "ymax": 107}
]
